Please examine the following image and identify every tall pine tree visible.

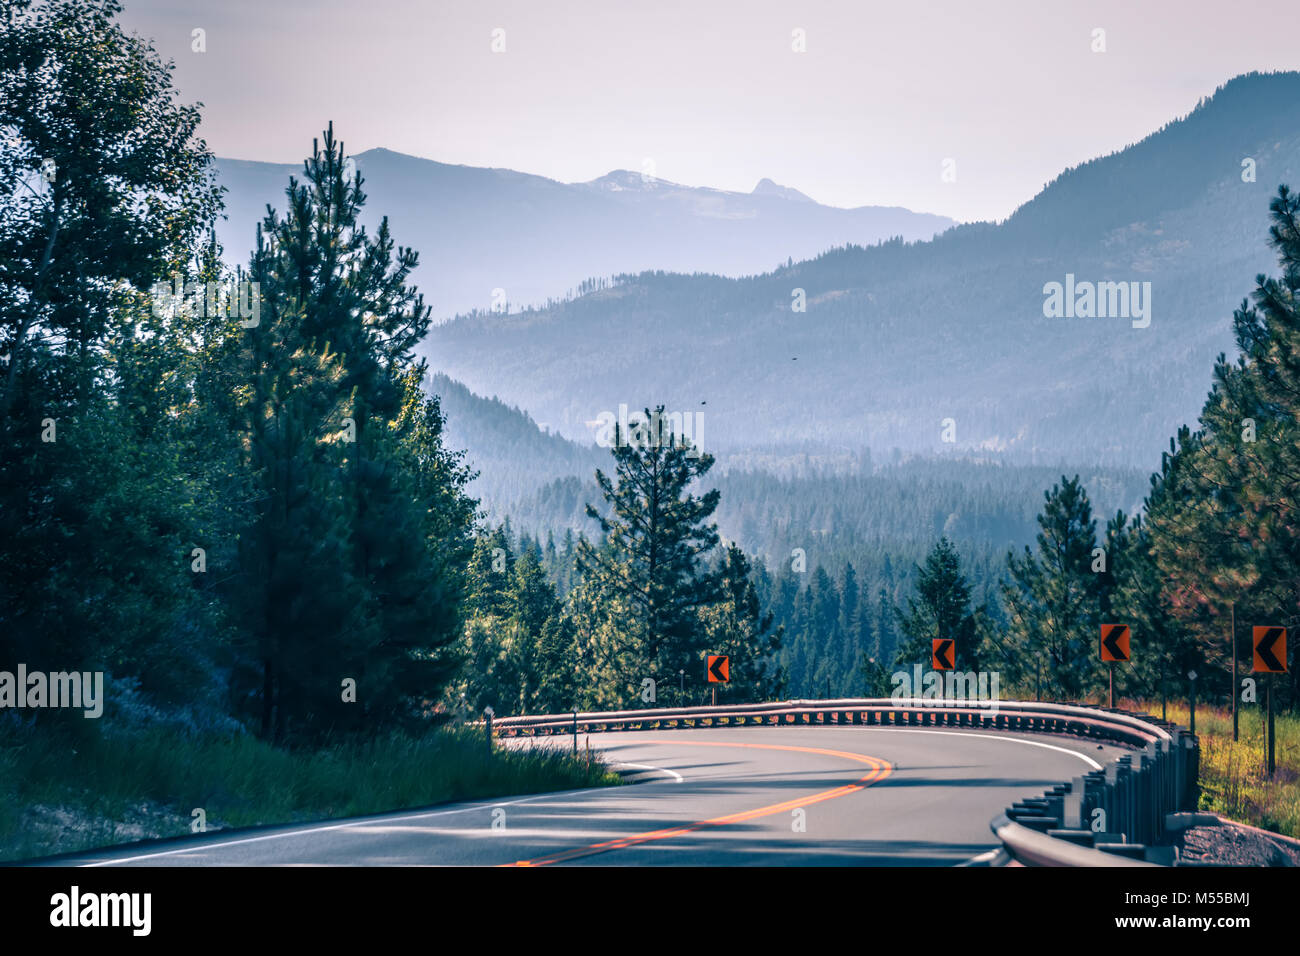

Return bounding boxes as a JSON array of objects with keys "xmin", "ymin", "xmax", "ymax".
[{"xmin": 575, "ymin": 406, "xmax": 722, "ymax": 706}]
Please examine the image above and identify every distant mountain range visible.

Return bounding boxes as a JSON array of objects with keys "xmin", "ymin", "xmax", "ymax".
[
  {"xmin": 423, "ymin": 72, "xmax": 1300, "ymax": 469},
  {"xmin": 213, "ymin": 152, "xmax": 952, "ymax": 320}
]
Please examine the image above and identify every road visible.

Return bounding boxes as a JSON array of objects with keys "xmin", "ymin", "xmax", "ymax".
[{"xmin": 45, "ymin": 726, "xmax": 1133, "ymax": 866}]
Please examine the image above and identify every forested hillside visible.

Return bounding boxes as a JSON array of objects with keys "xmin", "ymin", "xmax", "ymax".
[
  {"xmin": 426, "ymin": 72, "xmax": 1300, "ymax": 467},
  {"xmin": 430, "ymin": 372, "xmax": 604, "ymax": 518}
]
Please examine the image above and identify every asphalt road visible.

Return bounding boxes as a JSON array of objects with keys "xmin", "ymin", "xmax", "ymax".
[{"xmin": 47, "ymin": 726, "xmax": 1133, "ymax": 867}]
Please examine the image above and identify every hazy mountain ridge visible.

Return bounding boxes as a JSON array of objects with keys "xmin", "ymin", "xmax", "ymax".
[
  {"xmin": 429, "ymin": 372, "xmax": 605, "ymax": 520},
  {"xmin": 425, "ymin": 72, "xmax": 1300, "ymax": 468},
  {"xmin": 213, "ymin": 151, "xmax": 952, "ymax": 320}
]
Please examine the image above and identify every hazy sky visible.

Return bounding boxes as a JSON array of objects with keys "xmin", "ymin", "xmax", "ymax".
[{"xmin": 119, "ymin": 0, "xmax": 1300, "ymax": 222}]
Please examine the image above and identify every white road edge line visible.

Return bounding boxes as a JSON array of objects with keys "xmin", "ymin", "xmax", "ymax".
[
  {"xmin": 612, "ymin": 761, "xmax": 684, "ymax": 783},
  {"xmin": 861, "ymin": 727, "xmax": 1106, "ymax": 770},
  {"xmin": 79, "ymin": 790, "xmax": 573, "ymax": 867}
]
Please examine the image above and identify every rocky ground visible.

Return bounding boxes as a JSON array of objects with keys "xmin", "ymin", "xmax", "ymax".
[{"xmin": 1174, "ymin": 818, "xmax": 1300, "ymax": 866}]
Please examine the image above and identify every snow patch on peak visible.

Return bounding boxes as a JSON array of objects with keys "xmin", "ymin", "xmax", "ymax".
[{"xmin": 752, "ymin": 178, "xmax": 813, "ymax": 202}]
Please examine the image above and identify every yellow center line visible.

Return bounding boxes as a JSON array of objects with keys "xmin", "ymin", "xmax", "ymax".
[{"xmin": 504, "ymin": 739, "xmax": 893, "ymax": 866}]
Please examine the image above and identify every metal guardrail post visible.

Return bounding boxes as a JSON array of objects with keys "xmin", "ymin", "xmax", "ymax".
[{"xmin": 1182, "ymin": 734, "xmax": 1199, "ymax": 811}]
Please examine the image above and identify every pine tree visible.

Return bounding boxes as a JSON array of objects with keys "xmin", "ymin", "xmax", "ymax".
[
  {"xmin": 894, "ymin": 538, "xmax": 981, "ymax": 671},
  {"xmin": 839, "ymin": 562, "xmax": 862, "ymax": 677},
  {"xmin": 873, "ymin": 585, "xmax": 898, "ymax": 667},
  {"xmin": 575, "ymin": 405, "xmax": 723, "ymax": 705},
  {"xmin": 1002, "ymin": 477, "xmax": 1101, "ymax": 700},
  {"xmin": 1145, "ymin": 185, "xmax": 1300, "ymax": 706},
  {"xmin": 699, "ymin": 545, "xmax": 784, "ymax": 703},
  {"xmin": 232, "ymin": 127, "xmax": 472, "ymax": 739},
  {"xmin": 807, "ymin": 565, "xmax": 841, "ymax": 693}
]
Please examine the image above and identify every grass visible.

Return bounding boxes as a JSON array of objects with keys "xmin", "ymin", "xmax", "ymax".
[
  {"xmin": 1128, "ymin": 698, "xmax": 1300, "ymax": 839},
  {"xmin": 0, "ymin": 719, "xmax": 620, "ymax": 863}
]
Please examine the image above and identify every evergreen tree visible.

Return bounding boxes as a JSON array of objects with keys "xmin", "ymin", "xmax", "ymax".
[
  {"xmin": 231, "ymin": 127, "xmax": 471, "ymax": 739},
  {"xmin": 874, "ymin": 585, "xmax": 898, "ymax": 666},
  {"xmin": 893, "ymin": 538, "xmax": 981, "ymax": 671},
  {"xmin": 1145, "ymin": 185, "xmax": 1300, "ymax": 706},
  {"xmin": 699, "ymin": 545, "xmax": 784, "ymax": 703},
  {"xmin": 575, "ymin": 406, "xmax": 723, "ymax": 706},
  {"xmin": 1002, "ymin": 477, "xmax": 1101, "ymax": 700}
]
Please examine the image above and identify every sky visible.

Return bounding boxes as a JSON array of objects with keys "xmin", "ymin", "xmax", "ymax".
[{"xmin": 118, "ymin": 0, "xmax": 1300, "ymax": 223}]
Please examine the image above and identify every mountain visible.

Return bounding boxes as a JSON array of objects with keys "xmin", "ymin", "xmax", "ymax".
[
  {"xmin": 212, "ymin": 152, "xmax": 952, "ymax": 320},
  {"xmin": 424, "ymin": 72, "xmax": 1300, "ymax": 468},
  {"xmin": 751, "ymin": 178, "xmax": 813, "ymax": 202},
  {"xmin": 429, "ymin": 372, "xmax": 604, "ymax": 521},
  {"xmin": 426, "ymin": 373, "xmax": 1147, "ymax": 576}
]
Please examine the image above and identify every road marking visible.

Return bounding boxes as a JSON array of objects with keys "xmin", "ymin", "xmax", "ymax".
[
  {"xmin": 854, "ymin": 728, "xmax": 1105, "ymax": 770},
  {"xmin": 612, "ymin": 761, "xmax": 684, "ymax": 783},
  {"xmin": 504, "ymin": 739, "xmax": 892, "ymax": 867},
  {"xmin": 78, "ymin": 790, "xmax": 572, "ymax": 867}
]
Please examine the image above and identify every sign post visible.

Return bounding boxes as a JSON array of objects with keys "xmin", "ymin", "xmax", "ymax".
[
  {"xmin": 1231, "ymin": 603, "xmax": 1238, "ymax": 742},
  {"xmin": 707, "ymin": 655, "xmax": 729, "ymax": 706},
  {"xmin": 1100, "ymin": 625, "xmax": 1130, "ymax": 708},
  {"xmin": 1253, "ymin": 626, "xmax": 1288, "ymax": 777}
]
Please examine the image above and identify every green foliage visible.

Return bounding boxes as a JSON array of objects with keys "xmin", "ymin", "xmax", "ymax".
[
  {"xmin": 1136, "ymin": 702, "xmax": 1300, "ymax": 839},
  {"xmin": 0, "ymin": 1, "xmax": 477, "ymax": 747},
  {"xmin": 699, "ymin": 545, "xmax": 785, "ymax": 703},
  {"xmin": 893, "ymin": 538, "xmax": 984, "ymax": 671},
  {"xmin": 1138, "ymin": 185, "xmax": 1300, "ymax": 710},
  {"xmin": 0, "ymin": 0, "xmax": 220, "ymax": 417},
  {"xmin": 452, "ymin": 530, "xmax": 577, "ymax": 716},
  {"xmin": 224, "ymin": 125, "xmax": 475, "ymax": 740},
  {"xmin": 0, "ymin": 718, "xmax": 619, "ymax": 862},
  {"xmin": 1002, "ymin": 187, "xmax": 1300, "ymax": 714},
  {"xmin": 574, "ymin": 407, "xmax": 724, "ymax": 707},
  {"xmin": 0, "ymin": 0, "xmax": 224, "ymax": 714},
  {"xmin": 1002, "ymin": 477, "xmax": 1103, "ymax": 699}
]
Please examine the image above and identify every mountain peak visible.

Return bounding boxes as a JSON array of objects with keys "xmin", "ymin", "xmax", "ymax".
[
  {"xmin": 585, "ymin": 169, "xmax": 674, "ymax": 192},
  {"xmin": 752, "ymin": 178, "xmax": 812, "ymax": 202}
]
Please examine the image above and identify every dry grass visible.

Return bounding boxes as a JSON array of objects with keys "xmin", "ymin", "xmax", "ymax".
[{"xmin": 1129, "ymin": 698, "xmax": 1299, "ymax": 839}]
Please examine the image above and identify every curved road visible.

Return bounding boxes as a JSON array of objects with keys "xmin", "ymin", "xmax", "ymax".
[{"xmin": 46, "ymin": 726, "xmax": 1132, "ymax": 866}]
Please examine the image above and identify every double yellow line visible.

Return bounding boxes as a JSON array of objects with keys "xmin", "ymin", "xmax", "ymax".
[{"xmin": 506, "ymin": 739, "xmax": 892, "ymax": 866}]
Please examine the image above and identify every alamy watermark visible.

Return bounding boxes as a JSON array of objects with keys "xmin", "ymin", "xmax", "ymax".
[
  {"xmin": 0, "ymin": 665, "xmax": 104, "ymax": 718},
  {"xmin": 1042, "ymin": 274, "xmax": 1150, "ymax": 329},
  {"xmin": 150, "ymin": 277, "xmax": 261, "ymax": 328},
  {"xmin": 591, "ymin": 404, "xmax": 704, "ymax": 458},
  {"xmin": 891, "ymin": 664, "xmax": 1000, "ymax": 714},
  {"xmin": 50, "ymin": 886, "xmax": 150, "ymax": 936}
]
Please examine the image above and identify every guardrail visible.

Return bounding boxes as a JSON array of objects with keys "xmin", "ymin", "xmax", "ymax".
[
  {"xmin": 488, "ymin": 697, "xmax": 1198, "ymax": 866},
  {"xmin": 990, "ymin": 712, "xmax": 1199, "ymax": 866}
]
